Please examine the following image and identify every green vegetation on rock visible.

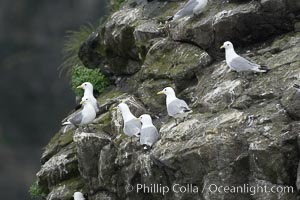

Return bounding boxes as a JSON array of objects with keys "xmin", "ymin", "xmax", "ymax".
[
  {"xmin": 111, "ymin": 0, "xmax": 126, "ymax": 11},
  {"xmin": 71, "ymin": 65, "xmax": 110, "ymax": 96},
  {"xmin": 29, "ymin": 182, "xmax": 47, "ymax": 199}
]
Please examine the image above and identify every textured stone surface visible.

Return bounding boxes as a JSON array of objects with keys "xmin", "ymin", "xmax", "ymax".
[{"xmin": 36, "ymin": 0, "xmax": 300, "ymax": 199}]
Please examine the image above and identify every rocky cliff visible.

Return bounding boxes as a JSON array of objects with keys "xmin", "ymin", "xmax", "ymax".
[{"xmin": 36, "ymin": 0, "xmax": 300, "ymax": 199}]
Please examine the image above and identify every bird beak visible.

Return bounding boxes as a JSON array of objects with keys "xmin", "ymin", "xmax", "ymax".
[
  {"xmin": 112, "ymin": 107, "xmax": 118, "ymax": 110},
  {"xmin": 157, "ymin": 91, "xmax": 164, "ymax": 95},
  {"xmin": 77, "ymin": 84, "xmax": 83, "ymax": 89},
  {"xmin": 80, "ymin": 100, "xmax": 84, "ymax": 105},
  {"xmin": 136, "ymin": 118, "xmax": 141, "ymax": 121},
  {"xmin": 220, "ymin": 45, "xmax": 224, "ymax": 49}
]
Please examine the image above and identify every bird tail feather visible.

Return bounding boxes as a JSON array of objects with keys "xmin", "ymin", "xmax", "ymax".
[
  {"xmin": 62, "ymin": 120, "xmax": 72, "ymax": 126},
  {"xmin": 62, "ymin": 124, "xmax": 75, "ymax": 133},
  {"xmin": 254, "ymin": 65, "xmax": 269, "ymax": 73},
  {"xmin": 167, "ymin": 16, "xmax": 174, "ymax": 21},
  {"xmin": 293, "ymin": 84, "xmax": 300, "ymax": 89},
  {"xmin": 183, "ymin": 107, "xmax": 193, "ymax": 113}
]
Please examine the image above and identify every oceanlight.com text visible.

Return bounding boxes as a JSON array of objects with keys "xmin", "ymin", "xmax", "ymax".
[{"xmin": 125, "ymin": 183, "xmax": 294, "ymax": 196}]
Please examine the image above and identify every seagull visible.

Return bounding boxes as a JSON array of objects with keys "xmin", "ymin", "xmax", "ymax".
[
  {"xmin": 114, "ymin": 103, "xmax": 141, "ymax": 137},
  {"xmin": 73, "ymin": 192, "xmax": 85, "ymax": 200},
  {"xmin": 62, "ymin": 98, "xmax": 96, "ymax": 131},
  {"xmin": 157, "ymin": 87, "xmax": 192, "ymax": 124},
  {"xmin": 172, "ymin": 0, "xmax": 208, "ymax": 21},
  {"xmin": 139, "ymin": 114, "xmax": 159, "ymax": 149},
  {"xmin": 220, "ymin": 41, "xmax": 269, "ymax": 73},
  {"xmin": 77, "ymin": 82, "xmax": 99, "ymax": 112},
  {"xmin": 293, "ymin": 84, "xmax": 300, "ymax": 91}
]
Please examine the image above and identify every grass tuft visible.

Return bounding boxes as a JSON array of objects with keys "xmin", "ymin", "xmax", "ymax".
[{"xmin": 59, "ymin": 23, "xmax": 95, "ymax": 76}]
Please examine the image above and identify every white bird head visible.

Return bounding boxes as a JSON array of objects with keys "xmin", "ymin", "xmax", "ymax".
[
  {"xmin": 115, "ymin": 102, "xmax": 130, "ymax": 113},
  {"xmin": 220, "ymin": 41, "xmax": 234, "ymax": 50},
  {"xmin": 139, "ymin": 114, "xmax": 153, "ymax": 125},
  {"xmin": 80, "ymin": 97, "xmax": 92, "ymax": 106},
  {"xmin": 157, "ymin": 87, "xmax": 176, "ymax": 97},
  {"xmin": 77, "ymin": 82, "xmax": 93, "ymax": 92},
  {"xmin": 73, "ymin": 192, "xmax": 85, "ymax": 200}
]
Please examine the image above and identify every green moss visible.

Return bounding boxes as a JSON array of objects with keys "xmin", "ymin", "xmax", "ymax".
[
  {"xmin": 46, "ymin": 129, "xmax": 73, "ymax": 151},
  {"xmin": 114, "ymin": 133, "xmax": 128, "ymax": 145},
  {"xmin": 143, "ymin": 41, "xmax": 207, "ymax": 80},
  {"xmin": 29, "ymin": 182, "xmax": 47, "ymax": 199},
  {"xmin": 97, "ymin": 87, "xmax": 124, "ymax": 105},
  {"xmin": 94, "ymin": 112, "xmax": 112, "ymax": 134},
  {"xmin": 59, "ymin": 176, "xmax": 85, "ymax": 191},
  {"xmin": 71, "ymin": 65, "xmax": 110, "ymax": 96}
]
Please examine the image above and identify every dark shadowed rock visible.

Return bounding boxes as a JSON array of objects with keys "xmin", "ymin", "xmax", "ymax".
[
  {"xmin": 37, "ymin": 143, "xmax": 79, "ymax": 188},
  {"xmin": 73, "ymin": 131, "xmax": 111, "ymax": 193},
  {"xmin": 281, "ymin": 88, "xmax": 300, "ymax": 119}
]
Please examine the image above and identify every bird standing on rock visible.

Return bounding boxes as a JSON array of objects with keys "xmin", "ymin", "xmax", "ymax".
[
  {"xmin": 114, "ymin": 103, "xmax": 141, "ymax": 138},
  {"xmin": 172, "ymin": 0, "xmax": 208, "ymax": 21},
  {"xmin": 220, "ymin": 41, "xmax": 269, "ymax": 73},
  {"xmin": 139, "ymin": 114, "xmax": 159, "ymax": 149},
  {"xmin": 77, "ymin": 82, "xmax": 99, "ymax": 112},
  {"xmin": 62, "ymin": 98, "xmax": 96, "ymax": 131},
  {"xmin": 157, "ymin": 87, "xmax": 192, "ymax": 125},
  {"xmin": 73, "ymin": 192, "xmax": 85, "ymax": 200}
]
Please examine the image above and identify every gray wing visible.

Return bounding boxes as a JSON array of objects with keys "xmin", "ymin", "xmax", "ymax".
[
  {"xmin": 174, "ymin": 0, "xmax": 198, "ymax": 19},
  {"xmin": 229, "ymin": 56, "xmax": 260, "ymax": 72},
  {"xmin": 167, "ymin": 99, "xmax": 190, "ymax": 117},
  {"xmin": 124, "ymin": 119, "xmax": 141, "ymax": 137},
  {"xmin": 140, "ymin": 126, "xmax": 159, "ymax": 146},
  {"xmin": 69, "ymin": 112, "xmax": 83, "ymax": 125}
]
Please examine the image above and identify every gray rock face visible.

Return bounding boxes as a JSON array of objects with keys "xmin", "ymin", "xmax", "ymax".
[
  {"xmin": 36, "ymin": 0, "xmax": 300, "ymax": 199},
  {"xmin": 170, "ymin": 0, "xmax": 296, "ymax": 57}
]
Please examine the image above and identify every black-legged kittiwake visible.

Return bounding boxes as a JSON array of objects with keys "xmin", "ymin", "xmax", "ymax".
[
  {"xmin": 220, "ymin": 41, "xmax": 269, "ymax": 73},
  {"xmin": 172, "ymin": 0, "xmax": 208, "ymax": 21},
  {"xmin": 73, "ymin": 192, "xmax": 85, "ymax": 200},
  {"xmin": 139, "ymin": 114, "xmax": 159, "ymax": 149},
  {"xmin": 157, "ymin": 87, "xmax": 192, "ymax": 124},
  {"xmin": 62, "ymin": 98, "xmax": 96, "ymax": 130},
  {"xmin": 77, "ymin": 82, "xmax": 99, "ymax": 112},
  {"xmin": 114, "ymin": 103, "xmax": 141, "ymax": 137}
]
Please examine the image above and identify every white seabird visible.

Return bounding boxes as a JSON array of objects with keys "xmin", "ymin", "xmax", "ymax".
[
  {"xmin": 157, "ymin": 87, "xmax": 192, "ymax": 124},
  {"xmin": 114, "ymin": 103, "xmax": 141, "ymax": 137},
  {"xmin": 172, "ymin": 0, "xmax": 208, "ymax": 21},
  {"xmin": 220, "ymin": 41, "xmax": 269, "ymax": 73},
  {"xmin": 139, "ymin": 114, "xmax": 159, "ymax": 149},
  {"xmin": 73, "ymin": 192, "xmax": 85, "ymax": 200},
  {"xmin": 77, "ymin": 82, "xmax": 99, "ymax": 112},
  {"xmin": 62, "ymin": 98, "xmax": 96, "ymax": 130}
]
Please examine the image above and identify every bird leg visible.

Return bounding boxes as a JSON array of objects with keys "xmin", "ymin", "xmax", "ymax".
[{"xmin": 175, "ymin": 119, "xmax": 178, "ymax": 126}]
